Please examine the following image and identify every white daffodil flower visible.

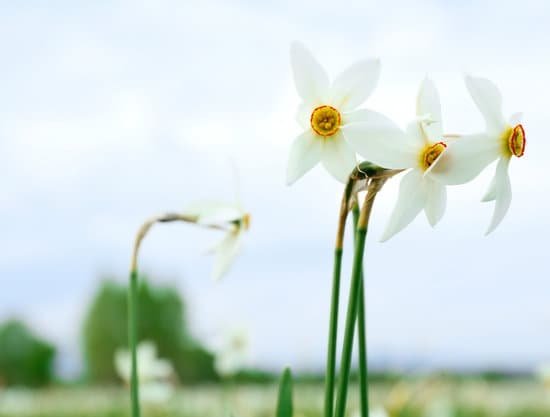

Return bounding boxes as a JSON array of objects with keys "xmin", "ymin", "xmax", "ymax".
[
  {"xmin": 287, "ymin": 41, "xmax": 382, "ymax": 184},
  {"xmin": 183, "ymin": 201, "xmax": 250, "ymax": 281},
  {"xmin": 214, "ymin": 327, "xmax": 249, "ymax": 377},
  {"xmin": 429, "ymin": 75, "xmax": 525, "ymax": 234},
  {"xmin": 345, "ymin": 78, "xmax": 450, "ymax": 241},
  {"xmin": 115, "ymin": 341, "xmax": 174, "ymax": 403}
]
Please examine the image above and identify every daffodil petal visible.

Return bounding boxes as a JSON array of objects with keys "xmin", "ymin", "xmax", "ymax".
[
  {"xmin": 330, "ymin": 58, "xmax": 381, "ymax": 111},
  {"xmin": 509, "ymin": 112, "xmax": 523, "ymax": 125},
  {"xmin": 406, "ymin": 121, "xmax": 430, "ymax": 147},
  {"xmin": 428, "ymin": 134, "xmax": 500, "ymax": 185},
  {"xmin": 380, "ymin": 170, "xmax": 426, "ymax": 242},
  {"xmin": 290, "ymin": 42, "xmax": 329, "ymax": 104},
  {"xmin": 417, "ymin": 78, "xmax": 443, "ymax": 141},
  {"xmin": 114, "ymin": 350, "xmax": 131, "ymax": 382},
  {"xmin": 424, "ymin": 178, "xmax": 447, "ymax": 226},
  {"xmin": 184, "ymin": 202, "xmax": 243, "ymax": 225},
  {"xmin": 343, "ymin": 108, "xmax": 397, "ymax": 125},
  {"xmin": 296, "ymin": 102, "xmax": 311, "ymax": 130},
  {"xmin": 286, "ymin": 130, "xmax": 323, "ymax": 185},
  {"xmin": 485, "ymin": 157, "xmax": 512, "ymax": 235},
  {"xmin": 321, "ymin": 132, "xmax": 357, "ymax": 183},
  {"xmin": 417, "ymin": 78, "xmax": 442, "ymax": 121},
  {"xmin": 481, "ymin": 175, "xmax": 497, "ymax": 202},
  {"xmin": 211, "ymin": 230, "xmax": 242, "ymax": 280},
  {"xmin": 465, "ymin": 75, "xmax": 506, "ymax": 134},
  {"xmin": 344, "ymin": 120, "xmax": 418, "ymax": 169}
]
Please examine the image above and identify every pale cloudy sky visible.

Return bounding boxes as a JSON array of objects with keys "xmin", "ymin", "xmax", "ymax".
[{"xmin": 1, "ymin": 0, "xmax": 549, "ymax": 377}]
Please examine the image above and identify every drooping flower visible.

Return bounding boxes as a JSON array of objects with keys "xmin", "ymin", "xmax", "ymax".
[
  {"xmin": 345, "ymin": 78, "xmax": 450, "ymax": 241},
  {"xmin": 183, "ymin": 201, "xmax": 250, "ymax": 280},
  {"xmin": 213, "ymin": 327, "xmax": 249, "ymax": 377},
  {"xmin": 115, "ymin": 341, "xmax": 174, "ymax": 403},
  {"xmin": 286, "ymin": 41, "xmax": 382, "ymax": 184},
  {"xmin": 429, "ymin": 75, "xmax": 525, "ymax": 234}
]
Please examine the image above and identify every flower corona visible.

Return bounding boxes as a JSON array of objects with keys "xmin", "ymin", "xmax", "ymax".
[
  {"xmin": 421, "ymin": 141, "xmax": 447, "ymax": 171},
  {"xmin": 507, "ymin": 124, "xmax": 526, "ymax": 157},
  {"xmin": 310, "ymin": 105, "xmax": 342, "ymax": 137}
]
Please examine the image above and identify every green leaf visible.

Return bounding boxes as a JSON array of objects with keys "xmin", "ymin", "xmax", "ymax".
[{"xmin": 276, "ymin": 367, "xmax": 293, "ymax": 417}]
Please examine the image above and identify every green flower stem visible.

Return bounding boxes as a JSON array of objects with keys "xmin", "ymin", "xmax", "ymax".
[
  {"xmin": 324, "ymin": 180, "xmax": 355, "ymax": 417},
  {"xmin": 128, "ymin": 212, "xmax": 202, "ymax": 417},
  {"xmin": 128, "ymin": 269, "xmax": 140, "ymax": 417},
  {"xmin": 353, "ymin": 205, "xmax": 369, "ymax": 417},
  {"xmin": 334, "ymin": 179, "xmax": 384, "ymax": 417}
]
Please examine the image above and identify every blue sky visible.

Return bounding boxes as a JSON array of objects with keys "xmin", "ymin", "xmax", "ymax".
[{"xmin": 1, "ymin": 0, "xmax": 549, "ymax": 377}]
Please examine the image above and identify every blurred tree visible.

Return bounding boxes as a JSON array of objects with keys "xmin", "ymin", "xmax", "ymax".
[
  {"xmin": 82, "ymin": 277, "xmax": 217, "ymax": 383},
  {"xmin": 0, "ymin": 320, "xmax": 55, "ymax": 387}
]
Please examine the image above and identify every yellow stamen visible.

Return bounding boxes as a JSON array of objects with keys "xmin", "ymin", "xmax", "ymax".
[
  {"xmin": 310, "ymin": 105, "xmax": 341, "ymax": 137},
  {"xmin": 420, "ymin": 142, "xmax": 447, "ymax": 171}
]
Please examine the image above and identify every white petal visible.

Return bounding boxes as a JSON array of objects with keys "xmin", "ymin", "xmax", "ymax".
[
  {"xmin": 286, "ymin": 130, "xmax": 323, "ymax": 185},
  {"xmin": 150, "ymin": 359, "xmax": 173, "ymax": 379},
  {"xmin": 481, "ymin": 174, "xmax": 497, "ymax": 202},
  {"xmin": 114, "ymin": 350, "xmax": 131, "ymax": 382},
  {"xmin": 417, "ymin": 78, "xmax": 442, "ymax": 122},
  {"xmin": 416, "ymin": 78, "xmax": 443, "ymax": 141},
  {"xmin": 330, "ymin": 59, "xmax": 381, "ymax": 111},
  {"xmin": 296, "ymin": 102, "xmax": 311, "ymax": 130},
  {"xmin": 464, "ymin": 75, "xmax": 507, "ymax": 134},
  {"xmin": 484, "ymin": 157, "xmax": 512, "ymax": 235},
  {"xmin": 184, "ymin": 201, "xmax": 243, "ymax": 225},
  {"xmin": 344, "ymin": 119, "xmax": 418, "ymax": 169},
  {"xmin": 342, "ymin": 108, "xmax": 397, "ymax": 125},
  {"xmin": 290, "ymin": 42, "xmax": 329, "ymax": 104},
  {"xmin": 380, "ymin": 170, "xmax": 427, "ymax": 242},
  {"xmin": 509, "ymin": 112, "xmax": 523, "ymax": 125},
  {"xmin": 406, "ymin": 121, "xmax": 430, "ymax": 147},
  {"xmin": 428, "ymin": 134, "xmax": 501, "ymax": 185},
  {"xmin": 211, "ymin": 230, "xmax": 243, "ymax": 280},
  {"xmin": 424, "ymin": 178, "xmax": 447, "ymax": 226},
  {"xmin": 140, "ymin": 382, "xmax": 173, "ymax": 404},
  {"xmin": 321, "ymin": 132, "xmax": 357, "ymax": 183}
]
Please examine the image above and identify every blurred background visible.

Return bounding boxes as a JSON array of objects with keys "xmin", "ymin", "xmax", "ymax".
[{"xmin": 1, "ymin": 0, "xmax": 550, "ymax": 416}]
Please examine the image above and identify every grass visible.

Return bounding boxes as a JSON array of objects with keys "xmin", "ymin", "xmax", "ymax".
[{"xmin": 1, "ymin": 378, "xmax": 549, "ymax": 417}]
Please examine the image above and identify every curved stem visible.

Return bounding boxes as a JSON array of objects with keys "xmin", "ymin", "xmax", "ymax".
[
  {"xmin": 353, "ymin": 205, "xmax": 369, "ymax": 417},
  {"xmin": 333, "ymin": 178, "xmax": 385, "ymax": 417},
  {"xmin": 128, "ymin": 212, "xmax": 207, "ymax": 417},
  {"xmin": 324, "ymin": 180, "xmax": 355, "ymax": 417},
  {"xmin": 128, "ymin": 269, "xmax": 140, "ymax": 417}
]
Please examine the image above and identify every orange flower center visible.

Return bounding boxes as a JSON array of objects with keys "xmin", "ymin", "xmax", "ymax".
[
  {"xmin": 421, "ymin": 142, "xmax": 447, "ymax": 171},
  {"xmin": 508, "ymin": 124, "xmax": 526, "ymax": 157},
  {"xmin": 310, "ymin": 105, "xmax": 341, "ymax": 137}
]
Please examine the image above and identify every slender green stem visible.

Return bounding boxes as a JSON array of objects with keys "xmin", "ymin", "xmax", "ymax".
[
  {"xmin": 324, "ymin": 180, "xmax": 355, "ymax": 417},
  {"xmin": 128, "ymin": 269, "xmax": 140, "ymax": 417},
  {"xmin": 353, "ymin": 206, "xmax": 369, "ymax": 417},
  {"xmin": 324, "ymin": 248, "xmax": 343, "ymax": 417},
  {"xmin": 334, "ymin": 181, "xmax": 382, "ymax": 417}
]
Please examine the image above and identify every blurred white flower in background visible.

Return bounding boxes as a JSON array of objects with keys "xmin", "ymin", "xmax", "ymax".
[
  {"xmin": 184, "ymin": 201, "xmax": 250, "ymax": 281},
  {"xmin": 286, "ymin": 41, "xmax": 382, "ymax": 184},
  {"xmin": 424, "ymin": 398, "xmax": 454, "ymax": 417},
  {"xmin": 214, "ymin": 327, "xmax": 250, "ymax": 377},
  {"xmin": 535, "ymin": 363, "xmax": 550, "ymax": 388},
  {"xmin": 114, "ymin": 340, "xmax": 174, "ymax": 404}
]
